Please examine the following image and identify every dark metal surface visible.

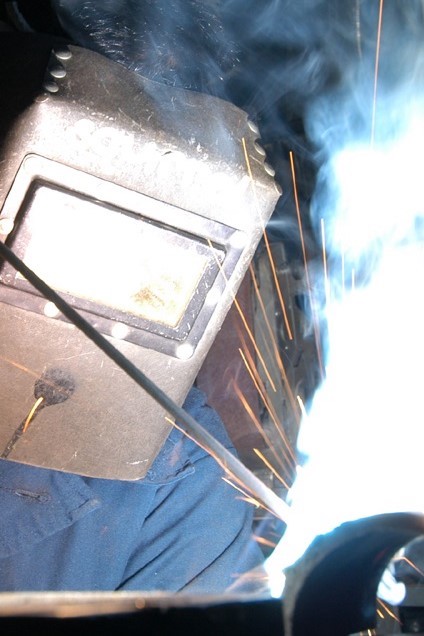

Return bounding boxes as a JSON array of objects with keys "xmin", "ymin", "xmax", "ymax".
[
  {"xmin": 0, "ymin": 596, "xmax": 284, "ymax": 636},
  {"xmin": 283, "ymin": 513, "xmax": 424, "ymax": 636}
]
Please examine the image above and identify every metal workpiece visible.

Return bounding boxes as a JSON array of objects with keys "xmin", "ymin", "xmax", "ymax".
[
  {"xmin": 0, "ymin": 33, "xmax": 280, "ymax": 479},
  {"xmin": 0, "ymin": 592, "xmax": 285, "ymax": 634},
  {"xmin": 282, "ymin": 513, "xmax": 424, "ymax": 636}
]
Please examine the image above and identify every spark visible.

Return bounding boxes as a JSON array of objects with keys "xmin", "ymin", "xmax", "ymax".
[
  {"xmin": 222, "ymin": 477, "xmax": 274, "ymax": 516},
  {"xmin": 221, "ymin": 477, "xmax": 264, "ymax": 508},
  {"xmin": 320, "ymin": 217, "xmax": 330, "ymax": 304},
  {"xmin": 207, "ymin": 238, "xmax": 277, "ymax": 392},
  {"xmin": 249, "ymin": 263, "xmax": 301, "ymax": 420},
  {"xmin": 237, "ymin": 343, "xmax": 273, "ymax": 413},
  {"xmin": 296, "ymin": 395, "xmax": 308, "ymax": 420},
  {"xmin": 241, "ymin": 496, "xmax": 262, "ymax": 507},
  {"xmin": 371, "ymin": 0, "xmax": 385, "ymax": 145},
  {"xmin": 165, "ymin": 417, "xmax": 290, "ymax": 523},
  {"xmin": 253, "ymin": 447, "xmax": 291, "ymax": 490},
  {"xmin": 242, "ymin": 136, "xmax": 294, "ymax": 340},
  {"xmin": 0, "ymin": 355, "xmax": 40, "ymax": 381},
  {"xmin": 289, "ymin": 151, "xmax": 325, "ymax": 379},
  {"xmin": 0, "ymin": 356, "xmax": 71, "ymax": 401},
  {"xmin": 22, "ymin": 396, "xmax": 44, "ymax": 433},
  {"xmin": 377, "ymin": 598, "xmax": 401, "ymax": 623},
  {"xmin": 399, "ymin": 555, "xmax": 424, "ymax": 578},
  {"xmin": 240, "ymin": 320, "xmax": 277, "ymax": 394},
  {"xmin": 1, "ymin": 396, "xmax": 45, "ymax": 458},
  {"xmin": 233, "ymin": 295, "xmax": 277, "ymax": 392},
  {"xmin": 238, "ymin": 345, "xmax": 297, "ymax": 474},
  {"xmin": 262, "ymin": 230, "xmax": 294, "ymax": 341},
  {"xmin": 253, "ymin": 535, "xmax": 277, "ymax": 549},
  {"xmin": 232, "ymin": 381, "xmax": 289, "ymax": 478}
]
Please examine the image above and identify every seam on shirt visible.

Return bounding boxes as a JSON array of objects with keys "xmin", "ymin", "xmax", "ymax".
[{"xmin": 0, "ymin": 485, "xmax": 51, "ymax": 503}]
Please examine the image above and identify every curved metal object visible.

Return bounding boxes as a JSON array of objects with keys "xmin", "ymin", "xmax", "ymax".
[{"xmin": 283, "ymin": 512, "xmax": 424, "ymax": 636}]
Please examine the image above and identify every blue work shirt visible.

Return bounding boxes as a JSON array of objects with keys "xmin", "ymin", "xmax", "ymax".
[{"xmin": 0, "ymin": 387, "xmax": 263, "ymax": 592}]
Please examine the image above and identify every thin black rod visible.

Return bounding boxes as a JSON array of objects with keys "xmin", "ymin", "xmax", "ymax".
[{"xmin": 0, "ymin": 241, "xmax": 289, "ymax": 522}]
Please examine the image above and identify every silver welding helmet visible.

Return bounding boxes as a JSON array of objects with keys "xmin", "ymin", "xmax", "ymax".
[{"xmin": 0, "ymin": 35, "xmax": 280, "ymax": 480}]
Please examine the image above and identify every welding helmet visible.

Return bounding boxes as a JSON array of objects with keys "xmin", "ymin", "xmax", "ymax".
[{"xmin": 0, "ymin": 33, "xmax": 280, "ymax": 479}]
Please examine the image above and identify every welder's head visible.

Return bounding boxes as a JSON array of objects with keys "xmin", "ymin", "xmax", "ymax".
[{"xmin": 0, "ymin": 35, "xmax": 280, "ymax": 479}]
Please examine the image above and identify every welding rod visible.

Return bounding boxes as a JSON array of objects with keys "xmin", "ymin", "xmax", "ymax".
[{"xmin": 0, "ymin": 241, "xmax": 290, "ymax": 523}]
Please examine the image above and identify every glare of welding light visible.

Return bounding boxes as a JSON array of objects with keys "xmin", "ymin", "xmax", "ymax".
[
  {"xmin": 324, "ymin": 110, "xmax": 424, "ymax": 265},
  {"xmin": 20, "ymin": 186, "xmax": 209, "ymax": 328},
  {"xmin": 265, "ymin": 109, "xmax": 424, "ymax": 600}
]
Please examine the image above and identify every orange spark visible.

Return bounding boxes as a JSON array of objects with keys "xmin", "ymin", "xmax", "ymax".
[
  {"xmin": 377, "ymin": 598, "xmax": 401, "ymax": 623},
  {"xmin": 233, "ymin": 295, "xmax": 277, "ymax": 392},
  {"xmin": 371, "ymin": 0, "xmax": 384, "ymax": 145},
  {"xmin": 400, "ymin": 555, "xmax": 424, "ymax": 578},
  {"xmin": 222, "ymin": 477, "xmax": 260, "ymax": 504},
  {"xmin": 253, "ymin": 535, "xmax": 277, "ymax": 549},
  {"xmin": 22, "ymin": 396, "xmax": 44, "ymax": 433},
  {"xmin": 232, "ymin": 381, "xmax": 289, "ymax": 476},
  {"xmin": 0, "ymin": 355, "xmax": 40, "ymax": 381},
  {"xmin": 222, "ymin": 477, "xmax": 275, "ymax": 516},
  {"xmin": 207, "ymin": 239, "xmax": 277, "ymax": 392},
  {"xmin": 238, "ymin": 344, "xmax": 297, "ymax": 473},
  {"xmin": 241, "ymin": 136, "xmax": 294, "ymax": 340},
  {"xmin": 249, "ymin": 263, "xmax": 301, "ymax": 420},
  {"xmin": 262, "ymin": 231, "xmax": 294, "ymax": 340},
  {"xmin": 221, "ymin": 477, "xmax": 267, "ymax": 510},
  {"xmin": 166, "ymin": 417, "xmax": 290, "ymax": 523},
  {"xmin": 253, "ymin": 447, "xmax": 291, "ymax": 490},
  {"xmin": 289, "ymin": 151, "xmax": 325, "ymax": 380}
]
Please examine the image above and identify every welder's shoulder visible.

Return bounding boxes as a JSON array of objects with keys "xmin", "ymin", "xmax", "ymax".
[
  {"xmin": 183, "ymin": 385, "xmax": 235, "ymax": 451},
  {"xmin": 142, "ymin": 386, "xmax": 235, "ymax": 484}
]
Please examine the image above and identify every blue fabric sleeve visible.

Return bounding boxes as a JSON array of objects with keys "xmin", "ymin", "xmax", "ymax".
[{"xmin": 0, "ymin": 387, "xmax": 264, "ymax": 592}]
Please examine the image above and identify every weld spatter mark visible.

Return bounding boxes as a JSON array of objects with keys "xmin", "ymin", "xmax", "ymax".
[{"xmin": 34, "ymin": 368, "xmax": 76, "ymax": 406}]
